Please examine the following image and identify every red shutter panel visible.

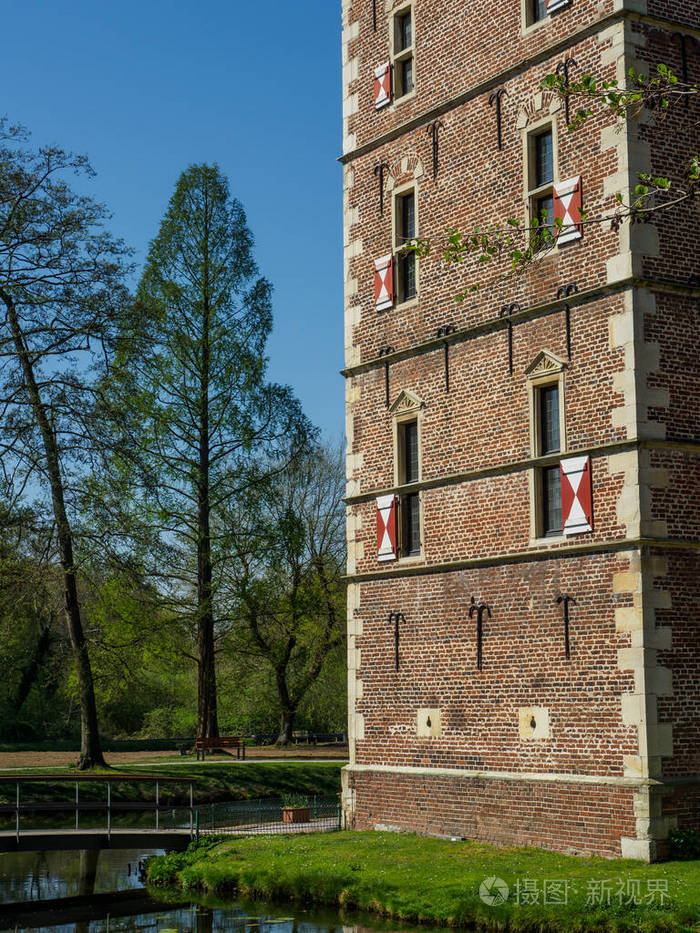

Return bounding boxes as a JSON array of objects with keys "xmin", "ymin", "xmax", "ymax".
[
  {"xmin": 553, "ymin": 175, "xmax": 583, "ymax": 244},
  {"xmin": 561, "ymin": 456, "xmax": 593, "ymax": 535},
  {"xmin": 546, "ymin": 0, "xmax": 571, "ymax": 11},
  {"xmin": 376, "ymin": 494, "xmax": 398, "ymax": 561},
  {"xmin": 374, "ymin": 254, "xmax": 394, "ymax": 311},
  {"xmin": 374, "ymin": 61, "xmax": 391, "ymax": 109}
]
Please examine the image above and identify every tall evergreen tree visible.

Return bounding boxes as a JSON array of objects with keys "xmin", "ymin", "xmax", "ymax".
[{"xmin": 109, "ymin": 164, "xmax": 311, "ymax": 739}]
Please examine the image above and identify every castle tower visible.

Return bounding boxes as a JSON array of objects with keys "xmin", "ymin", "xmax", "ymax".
[{"xmin": 341, "ymin": 0, "xmax": 699, "ymax": 860}]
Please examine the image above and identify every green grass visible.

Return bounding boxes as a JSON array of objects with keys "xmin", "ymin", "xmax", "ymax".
[
  {"xmin": 147, "ymin": 831, "xmax": 700, "ymax": 933},
  {"xmin": 0, "ymin": 761, "xmax": 343, "ymax": 806}
]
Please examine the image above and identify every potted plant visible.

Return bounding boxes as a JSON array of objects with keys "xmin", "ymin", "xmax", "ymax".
[{"xmin": 281, "ymin": 794, "xmax": 310, "ymax": 824}]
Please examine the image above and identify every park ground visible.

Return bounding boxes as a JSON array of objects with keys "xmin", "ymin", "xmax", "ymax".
[{"xmin": 0, "ymin": 744, "xmax": 348, "ymax": 771}]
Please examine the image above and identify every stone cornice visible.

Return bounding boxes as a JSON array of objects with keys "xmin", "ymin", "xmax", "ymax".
[
  {"xmin": 339, "ymin": 11, "xmax": 700, "ymax": 165},
  {"xmin": 344, "ymin": 762, "xmax": 700, "ymax": 788},
  {"xmin": 343, "ymin": 536, "xmax": 700, "ymax": 583}
]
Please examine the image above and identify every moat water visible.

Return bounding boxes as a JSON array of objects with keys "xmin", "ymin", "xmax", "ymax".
[{"xmin": 0, "ymin": 847, "xmax": 415, "ymax": 933}]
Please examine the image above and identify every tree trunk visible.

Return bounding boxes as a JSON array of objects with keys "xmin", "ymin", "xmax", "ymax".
[
  {"xmin": 3, "ymin": 291, "xmax": 106, "ymax": 770},
  {"xmin": 276, "ymin": 708, "xmax": 296, "ymax": 747},
  {"xmin": 196, "ymin": 225, "xmax": 218, "ymax": 741},
  {"xmin": 11, "ymin": 615, "xmax": 53, "ymax": 715}
]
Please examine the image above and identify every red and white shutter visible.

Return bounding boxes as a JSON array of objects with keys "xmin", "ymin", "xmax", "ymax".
[
  {"xmin": 374, "ymin": 62, "xmax": 391, "ymax": 109},
  {"xmin": 561, "ymin": 456, "xmax": 593, "ymax": 535},
  {"xmin": 553, "ymin": 175, "xmax": 583, "ymax": 244},
  {"xmin": 546, "ymin": 0, "xmax": 571, "ymax": 12},
  {"xmin": 374, "ymin": 254, "xmax": 394, "ymax": 311},
  {"xmin": 376, "ymin": 494, "xmax": 398, "ymax": 561}
]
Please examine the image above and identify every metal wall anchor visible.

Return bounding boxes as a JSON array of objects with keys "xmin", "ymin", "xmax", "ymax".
[
  {"xmin": 437, "ymin": 324, "xmax": 456, "ymax": 392},
  {"xmin": 498, "ymin": 302, "xmax": 521, "ymax": 375},
  {"xmin": 556, "ymin": 57, "xmax": 578, "ymax": 125},
  {"xmin": 388, "ymin": 611, "xmax": 405, "ymax": 671},
  {"xmin": 556, "ymin": 282, "xmax": 579, "ymax": 360},
  {"xmin": 426, "ymin": 120, "xmax": 444, "ymax": 179},
  {"xmin": 469, "ymin": 597, "xmax": 492, "ymax": 671},
  {"xmin": 378, "ymin": 345, "xmax": 395, "ymax": 408},
  {"xmin": 556, "ymin": 594, "xmax": 576, "ymax": 660},
  {"xmin": 488, "ymin": 88, "xmax": 508, "ymax": 150},
  {"xmin": 374, "ymin": 162, "xmax": 390, "ymax": 216}
]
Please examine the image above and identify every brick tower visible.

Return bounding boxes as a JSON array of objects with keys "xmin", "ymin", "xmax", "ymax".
[{"xmin": 340, "ymin": 0, "xmax": 699, "ymax": 861}]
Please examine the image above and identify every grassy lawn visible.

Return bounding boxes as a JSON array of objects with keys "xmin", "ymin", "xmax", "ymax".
[
  {"xmin": 148, "ymin": 831, "xmax": 700, "ymax": 933},
  {"xmin": 0, "ymin": 761, "xmax": 343, "ymax": 806}
]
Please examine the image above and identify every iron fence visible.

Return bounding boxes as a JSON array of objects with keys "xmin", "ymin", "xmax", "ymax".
[{"xmin": 196, "ymin": 795, "xmax": 341, "ymax": 838}]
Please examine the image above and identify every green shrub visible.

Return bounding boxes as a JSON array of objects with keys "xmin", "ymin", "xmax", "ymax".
[{"xmin": 669, "ymin": 827, "xmax": 700, "ymax": 860}]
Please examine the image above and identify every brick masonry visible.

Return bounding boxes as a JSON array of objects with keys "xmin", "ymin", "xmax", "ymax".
[{"xmin": 341, "ymin": 0, "xmax": 699, "ymax": 861}]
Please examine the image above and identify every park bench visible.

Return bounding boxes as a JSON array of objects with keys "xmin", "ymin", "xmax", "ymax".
[{"xmin": 194, "ymin": 736, "xmax": 246, "ymax": 761}]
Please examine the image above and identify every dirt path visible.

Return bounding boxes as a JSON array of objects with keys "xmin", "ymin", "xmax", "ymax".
[{"xmin": 0, "ymin": 746, "xmax": 348, "ymax": 771}]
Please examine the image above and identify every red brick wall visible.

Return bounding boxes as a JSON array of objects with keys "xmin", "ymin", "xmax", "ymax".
[
  {"xmin": 343, "ymin": 0, "xmax": 699, "ymax": 858},
  {"xmin": 348, "ymin": 768, "xmax": 637, "ymax": 858},
  {"xmin": 654, "ymin": 549, "xmax": 700, "ymax": 778},
  {"xmin": 353, "ymin": 559, "xmax": 637, "ymax": 775},
  {"xmin": 345, "ymin": 35, "xmax": 621, "ymax": 367}
]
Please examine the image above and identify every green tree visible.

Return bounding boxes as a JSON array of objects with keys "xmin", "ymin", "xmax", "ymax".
[
  {"xmin": 0, "ymin": 121, "xmax": 131, "ymax": 767},
  {"xmin": 221, "ymin": 441, "xmax": 346, "ymax": 745},
  {"xmin": 106, "ymin": 164, "xmax": 311, "ymax": 740}
]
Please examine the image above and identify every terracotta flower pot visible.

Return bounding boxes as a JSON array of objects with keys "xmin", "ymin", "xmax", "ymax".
[{"xmin": 282, "ymin": 805, "xmax": 310, "ymax": 823}]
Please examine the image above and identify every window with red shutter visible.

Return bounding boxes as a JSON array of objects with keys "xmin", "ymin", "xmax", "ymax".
[
  {"xmin": 374, "ymin": 62, "xmax": 391, "ymax": 109},
  {"xmin": 374, "ymin": 254, "xmax": 394, "ymax": 311},
  {"xmin": 376, "ymin": 494, "xmax": 398, "ymax": 561},
  {"xmin": 560, "ymin": 455, "xmax": 593, "ymax": 534},
  {"xmin": 553, "ymin": 176, "xmax": 583, "ymax": 244}
]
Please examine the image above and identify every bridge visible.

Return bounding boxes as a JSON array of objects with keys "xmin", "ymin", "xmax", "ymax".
[{"xmin": 0, "ymin": 773, "xmax": 196, "ymax": 852}]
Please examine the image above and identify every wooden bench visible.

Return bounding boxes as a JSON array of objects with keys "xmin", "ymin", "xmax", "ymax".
[{"xmin": 194, "ymin": 736, "xmax": 246, "ymax": 761}]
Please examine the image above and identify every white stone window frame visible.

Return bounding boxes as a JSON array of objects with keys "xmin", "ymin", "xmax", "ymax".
[
  {"xmin": 390, "ymin": 390, "xmax": 425, "ymax": 562},
  {"xmin": 392, "ymin": 179, "xmax": 420, "ymax": 308},
  {"xmin": 526, "ymin": 352, "xmax": 568, "ymax": 543},
  {"xmin": 389, "ymin": 2, "xmax": 416, "ymax": 107}
]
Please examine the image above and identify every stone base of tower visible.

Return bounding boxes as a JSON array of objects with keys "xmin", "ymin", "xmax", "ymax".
[{"xmin": 340, "ymin": 765, "xmax": 695, "ymax": 862}]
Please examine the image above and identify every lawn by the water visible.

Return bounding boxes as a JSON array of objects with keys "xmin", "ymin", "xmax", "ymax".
[{"xmin": 148, "ymin": 830, "xmax": 700, "ymax": 933}]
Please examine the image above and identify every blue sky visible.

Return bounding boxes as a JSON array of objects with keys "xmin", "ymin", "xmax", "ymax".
[{"xmin": 2, "ymin": 1, "xmax": 344, "ymax": 439}]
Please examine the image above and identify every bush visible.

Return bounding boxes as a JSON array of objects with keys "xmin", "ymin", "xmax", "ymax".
[
  {"xmin": 669, "ymin": 827, "xmax": 700, "ymax": 860},
  {"xmin": 138, "ymin": 707, "xmax": 196, "ymax": 739}
]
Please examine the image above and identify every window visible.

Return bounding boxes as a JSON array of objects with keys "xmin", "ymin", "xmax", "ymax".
[
  {"xmin": 531, "ymin": 0, "xmax": 547, "ymax": 22},
  {"xmin": 534, "ymin": 383, "xmax": 563, "ymax": 536},
  {"xmin": 398, "ymin": 419, "xmax": 421, "ymax": 556},
  {"xmin": 392, "ymin": 6, "xmax": 415, "ymax": 99},
  {"xmin": 527, "ymin": 125, "xmax": 555, "ymax": 238},
  {"xmin": 537, "ymin": 384, "xmax": 562, "ymax": 535},
  {"xmin": 525, "ymin": 0, "xmax": 570, "ymax": 27},
  {"xmin": 526, "ymin": 351, "xmax": 567, "ymax": 541},
  {"xmin": 394, "ymin": 188, "xmax": 417, "ymax": 303}
]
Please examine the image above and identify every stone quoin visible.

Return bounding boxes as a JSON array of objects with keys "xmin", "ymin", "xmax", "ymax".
[{"xmin": 340, "ymin": 0, "xmax": 700, "ymax": 861}]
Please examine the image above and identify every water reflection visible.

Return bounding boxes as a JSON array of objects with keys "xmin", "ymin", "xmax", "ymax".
[
  {"xmin": 0, "ymin": 849, "xmax": 158, "ymax": 904},
  {"xmin": 0, "ymin": 849, "xmax": 431, "ymax": 933}
]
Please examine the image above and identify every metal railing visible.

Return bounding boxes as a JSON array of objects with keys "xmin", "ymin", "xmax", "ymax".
[
  {"xmin": 0, "ymin": 775, "xmax": 196, "ymax": 841},
  {"xmin": 196, "ymin": 796, "xmax": 341, "ymax": 838}
]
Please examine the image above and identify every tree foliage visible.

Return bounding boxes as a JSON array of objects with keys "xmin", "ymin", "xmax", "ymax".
[
  {"xmin": 100, "ymin": 164, "xmax": 313, "ymax": 740},
  {"xmin": 220, "ymin": 441, "xmax": 346, "ymax": 745}
]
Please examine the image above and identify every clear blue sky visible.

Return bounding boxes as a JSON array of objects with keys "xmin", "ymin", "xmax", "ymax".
[{"xmin": 2, "ymin": 1, "xmax": 344, "ymax": 439}]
